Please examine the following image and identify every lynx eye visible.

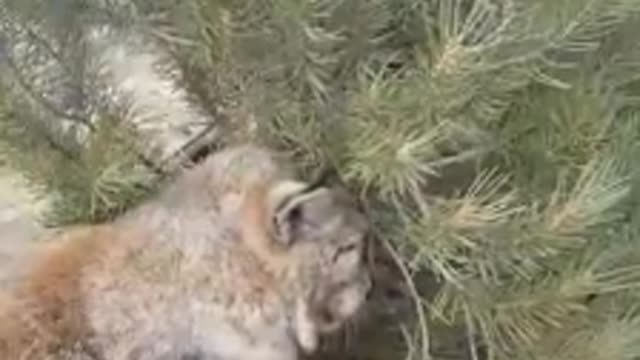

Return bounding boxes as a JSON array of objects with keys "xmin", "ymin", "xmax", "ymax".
[
  {"xmin": 342, "ymin": 243, "xmax": 358, "ymax": 253},
  {"xmin": 332, "ymin": 242, "xmax": 359, "ymax": 263}
]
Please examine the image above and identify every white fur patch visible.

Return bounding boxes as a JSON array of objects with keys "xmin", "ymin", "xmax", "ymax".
[{"xmin": 293, "ymin": 298, "xmax": 319, "ymax": 354}]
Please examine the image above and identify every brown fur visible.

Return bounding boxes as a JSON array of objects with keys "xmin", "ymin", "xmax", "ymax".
[
  {"xmin": 0, "ymin": 226, "xmax": 117, "ymax": 358},
  {"xmin": 240, "ymin": 180, "xmax": 291, "ymax": 272}
]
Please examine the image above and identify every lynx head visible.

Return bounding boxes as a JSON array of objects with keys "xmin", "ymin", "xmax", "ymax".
[
  {"xmin": 201, "ymin": 145, "xmax": 372, "ymax": 353},
  {"xmin": 256, "ymin": 179, "xmax": 373, "ymax": 352}
]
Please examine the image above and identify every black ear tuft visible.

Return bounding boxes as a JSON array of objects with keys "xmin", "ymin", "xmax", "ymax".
[{"xmin": 306, "ymin": 165, "xmax": 335, "ymax": 190}]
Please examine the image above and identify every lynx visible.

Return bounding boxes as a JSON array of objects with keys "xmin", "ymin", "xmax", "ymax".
[{"xmin": 0, "ymin": 145, "xmax": 372, "ymax": 360}]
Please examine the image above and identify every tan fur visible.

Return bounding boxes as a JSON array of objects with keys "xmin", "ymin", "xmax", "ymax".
[
  {"xmin": 0, "ymin": 145, "xmax": 372, "ymax": 360},
  {"xmin": 0, "ymin": 225, "xmax": 120, "ymax": 359},
  {"xmin": 240, "ymin": 180, "xmax": 291, "ymax": 271}
]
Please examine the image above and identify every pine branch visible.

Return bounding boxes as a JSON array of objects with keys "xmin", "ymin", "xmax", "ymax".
[
  {"xmin": 0, "ymin": 91, "xmax": 158, "ymax": 226},
  {"xmin": 3, "ymin": 54, "xmax": 94, "ymax": 129}
]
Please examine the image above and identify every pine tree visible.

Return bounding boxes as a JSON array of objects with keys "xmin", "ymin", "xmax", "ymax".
[{"xmin": 3, "ymin": 1, "xmax": 640, "ymax": 359}]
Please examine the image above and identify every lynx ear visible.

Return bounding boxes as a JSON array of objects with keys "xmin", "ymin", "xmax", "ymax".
[
  {"xmin": 265, "ymin": 181, "xmax": 308, "ymax": 246},
  {"xmin": 270, "ymin": 182, "xmax": 340, "ymax": 246},
  {"xmin": 266, "ymin": 181, "xmax": 309, "ymax": 213}
]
